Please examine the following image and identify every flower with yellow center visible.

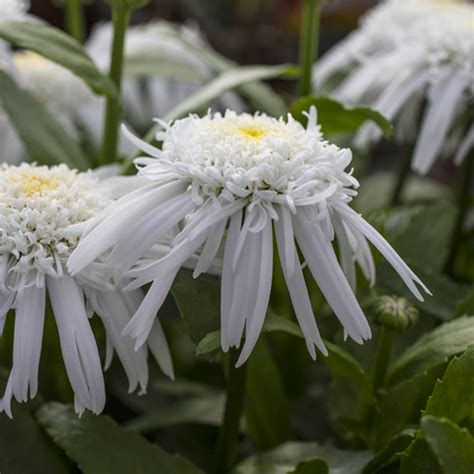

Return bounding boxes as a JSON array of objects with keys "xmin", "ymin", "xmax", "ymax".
[
  {"xmin": 69, "ymin": 109, "xmax": 430, "ymax": 367},
  {"xmin": 0, "ymin": 163, "xmax": 173, "ymax": 417}
]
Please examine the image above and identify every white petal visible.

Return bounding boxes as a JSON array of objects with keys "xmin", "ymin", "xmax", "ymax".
[
  {"xmin": 220, "ymin": 210, "xmax": 243, "ymax": 352},
  {"xmin": 48, "ymin": 275, "xmax": 106, "ymax": 414},
  {"xmin": 236, "ymin": 218, "xmax": 274, "ymax": 367},
  {"xmin": 147, "ymin": 319, "xmax": 175, "ymax": 380},
  {"xmin": 412, "ymin": 74, "xmax": 468, "ymax": 174},
  {"xmin": 293, "ymin": 212, "xmax": 372, "ymax": 343}
]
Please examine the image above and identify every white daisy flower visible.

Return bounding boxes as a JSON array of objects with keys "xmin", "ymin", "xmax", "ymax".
[
  {"xmin": 68, "ymin": 109, "xmax": 430, "ymax": 367},
  {"xmin": 0, "ymin": 163, "xmax": 173, "ymax": 417},
  {"xmin": 86, "ymin": 20, "xmax": 244, "ymax": 129},
  {"xmin": 314, "ymin": 0, "xmax": 474, "ymax": 174}
]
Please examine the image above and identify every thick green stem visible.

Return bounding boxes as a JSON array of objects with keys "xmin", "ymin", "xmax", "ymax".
[
  {"xmin": 371, "ymin": 327, "xmax": 394, "ymax": 390},
  {"xmin": 390, "ymin": 143, "xmax": 413, "ymax": 207},
  {"xmin": 444, "ymin": 152, "xmax": 473, "ymax": 276},
  {"xmin": 99, "ymin": 6, "xmax": 130, "ymax": 166},
  {"xmin": 213, "ymin": 349, "xmax": 247, "ymax": 474},
  {"xmin": 65, "ymin": 0, "xmax": 86, "ymax": 42},
  {"xmin": 298, "ymin": 0, "xmax": 321, "ymax": 97}
]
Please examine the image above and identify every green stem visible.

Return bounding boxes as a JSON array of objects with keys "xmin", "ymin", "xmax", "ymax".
[
  {"xmin": 99, "ymin": 6, "xmax": 130, "ymax": 166},
  {"xmin": 444, "ymin": 152, "xmax": 473, "ymax": 276},
  {"xmin": 298, "ymin": 0, "xmax": 321, "ymax": 97},
  {"xmin": 65, "ymin": 0, "xmax": 86, "ymax": 42},
  {"xmin": 371, "ymin": 327, "xmax": 394, "ymax": 390},
  {"xmin": 213, "ymin": 349, "xmax": 247, "ymax": 474},
  {"xmin": 390, "ymin": 143, "xmax": 413, "ymax": 207}
]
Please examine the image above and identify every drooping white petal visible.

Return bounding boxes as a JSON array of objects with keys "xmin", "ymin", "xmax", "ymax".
[
  {"xmin": 48, "ymin": 275, "xmax": 106, "ymax": 415},
  {"xmin": 89, "ymin": 289, "xmax": 149, "ymax": 394},
  {"xmin": 412, "ymin": 74, "xmax": 469, "ymax": 174},
  {"xmin": 294, "ymin": 211, "xmax": 372, "ymax": 343},
  {"xmin": 236, "ymin": 216, "xmax": 273, "ymax": 367},
  {"xmin": 220, "ymin": 210, "xmax": 243, "ymax": 352},
  {"xmin": 337, "ymin": 203, "xmax": 430, "ymax": 301},
  {"xmin": 147, "ymin": 319, "xmax": 175, "ymax": 380},
  {"xmin": 9, "ymin": 286, "xmax": 45, "ymax": 402}
]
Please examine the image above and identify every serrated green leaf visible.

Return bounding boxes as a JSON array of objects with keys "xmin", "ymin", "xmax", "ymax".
[
  {"xmin": 289, "ymin": 96, "xmax": 393, "ymax": 138},
  {"xmin": 399, "ymin": 436, "xmax": 441, "ymax": 474},
  {"xmin": 37, "ymin": 402, "xmax": 203, "ymax": 474},
  {"xmin": 244, "ymin": 338, "xmax": 291, "ymax": 449},
  {"xmin": 0, "ymin": 21, "xmax": 116, "ymax": 97},
  {"xmin": 288, "ymin": 459, "xmax": 328, "ymax": 474},
  {"xmin": 425, "ymin": 346, "xmax": 474, "ymax": 428},
  {"xmin": 0, "ymin": 70, "xmax": 90, "ymax": 170},
  {"xmin": 196, "ymin": 313, "xmax": 304, "ymax": 357},
  {"xmin": 164, "ymin": 64, "xmax": 297, "ymax": 122},
  {"xmin": 362, "ymin": 429, "xmax": 416, "ymax": 474},
  {"xmin": 233, "ymin": 442, "xmax": 372, "ymax": 474},
  {"xmin": 388, "ymin": 316, "xmax": 474, "ymax": 385},
  {"xmin": 421, "ymin": 416, "xmax": 474, "ymax": 474},
  {"xmin": 371, "ymin": 365, "xmax": 444, "ymax": 449},
  {"xmin": 0, "ymin": 373, "xmax": 69, "ymax": 474}
]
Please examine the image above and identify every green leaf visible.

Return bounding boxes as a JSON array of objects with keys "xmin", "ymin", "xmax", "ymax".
[
  {"xmin": 244, "ymin": 338, "xmax": 291, "ymax": 449},
  {"xmin": 288, "ymin": 459, "xmax": 329, "ymax": 474},
  {"xmin": 126, "ymin": 393, "xmax": 226, "ymax": 433},
  {"xmin": 172, "ymin": 269, "xmax": 221, "ymax": 346},
  {"xmin": 233, "ymin": 442, "xmax": 372, "ymax": 474},
  {"xmin": 425, "ymin": 346, "xmax": 474, "ymax": 428},
  {"xmin": 196, "ymin": 313, "xmax": 304, "ymax": 357},
  {"xmin": 164, "ymin": 64, "xmax": 298, "ymax": 122},
  {"xmin": 289, "ymin": 96, "xmax": 393, "ymax": 138},
  {"xmin": 0, "ymin": 397, "xmax": 69, "ymax": 474},
  {"xmin": 399, "ymin": 436, "xmax": 441, "ymax": 474},
  {"xmin": 362, "ymin": 429, "xmax": 416, "ymax": 474},
  {"xmin": 37, "ymin": 402, "xmax": 204, "ymax": 474},
  {"xmin": 421, "ymin": 416, "xmax": 474, "ymax": 474},
  {"xmin": 0, "ymin": 70, "xmax": 90, "ymax": 170},
  {"xmin": 384, "ymin": 204, "xmax": 457, "ymax": 272},
  {"xmin": 0, "ymin": 21, "xmax": 116, "ymax": 97},
  {"xmin": 456, "ymin": 288, "xmax": 474, "ymax": 317},
  {"xmin": 371, "ymin": 365, "xmax": 444, "ymax": 450},
  {"xmin": 324, "ymin": 341, "xmax": 376, "ymax": 439},
  {"xmin": 124, "ymin": 52, "xmax": 205, "ymax": 81},
  {"xmin": 388, "ymin": 316, "xmax": 474, "ymax": 385},
  {"xmin": 377, "ymin": 262, "xmax": 470, "ymax": 321}
]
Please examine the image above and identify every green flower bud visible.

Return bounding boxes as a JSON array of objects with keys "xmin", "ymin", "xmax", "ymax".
[
  {"xmin": 106, "ymin": 0, "xmax": 150, "ymax": 10},
  {"xmin": 374, "ymin": 295, "xmax": 419, "ymax": 333}
]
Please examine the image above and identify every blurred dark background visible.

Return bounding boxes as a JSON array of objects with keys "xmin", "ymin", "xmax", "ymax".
[{"xmin": 31, "ymin": 0, "xmax": 378, "ymax": 65}]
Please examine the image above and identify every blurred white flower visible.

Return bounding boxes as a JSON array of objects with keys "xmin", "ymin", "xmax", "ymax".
[
  {"xmin": 68, "ymin": 109, "xmax": 430, "ymax": 367},
  {"xmin": 315, "ymin": 0, "xmax": 474, "ymax": 174},
  {"xmin": 0, "ymin": 163, "xmax": 173, "ymax": 417},
  {"xmin": 86, "ymin": 20, "xmax": 244, "ymax": 129}
]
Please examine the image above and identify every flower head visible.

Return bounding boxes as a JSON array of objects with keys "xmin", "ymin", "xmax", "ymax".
[
  {"xmin": 0, "ymin": 163, "xmax": 173, "ymax": 417},
  {"xmin": 68, "ymin": 109, "xmax": 430, "ymax": 367},
  {"xmin": 315, "ymin": 0, "xmax": 473, "ymax": 174}
]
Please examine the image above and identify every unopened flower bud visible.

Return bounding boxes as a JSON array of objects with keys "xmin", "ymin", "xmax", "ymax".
[{"xmin": 374, "ymin": 295, "xmax": 419, "ymax": 333}]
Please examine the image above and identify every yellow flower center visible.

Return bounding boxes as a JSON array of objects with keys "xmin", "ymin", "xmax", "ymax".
[
  {"xmin": 236, "ymin": 125, "xmax": 269, "ymax": 140},
  {"xmin": 13, "ymin": 51, "xmax": 47, "ymax": 69},
  {"xmin": 11, "ymin": 172, "xmax": 59, "ymax": 197}
]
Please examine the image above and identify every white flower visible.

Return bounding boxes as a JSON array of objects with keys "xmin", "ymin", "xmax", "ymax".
[
  {"xmin": 314, "ymin": 0, "xmax": 474, "ymax": 174},
  {"xmin": 0, "ymin": 163, "xmax": 173, "ymax": 417},
  {"xmin": 86, "ymin": 20, "xmax": 244, "ymax": 128},
  {"xmin": 68, "ymin": 109, "xmax": 430, "ymax": 367}
]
